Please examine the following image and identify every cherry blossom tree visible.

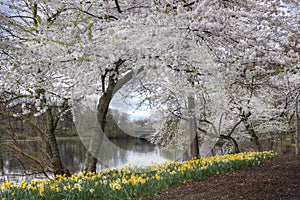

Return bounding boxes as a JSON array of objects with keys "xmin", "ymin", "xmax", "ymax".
[{"xmin": 0, "ymin": 0, "xmax": 299, "ymax": 174}]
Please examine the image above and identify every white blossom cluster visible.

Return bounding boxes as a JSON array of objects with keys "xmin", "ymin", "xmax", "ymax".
[{"xmin": 0, "ymin": 0, "xmax": 299, "ymax": 146}]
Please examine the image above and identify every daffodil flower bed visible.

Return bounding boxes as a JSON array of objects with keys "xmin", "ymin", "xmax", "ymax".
[{"xmin": 0, "ymin": 151, "xmax": 278, "ymax": 200}]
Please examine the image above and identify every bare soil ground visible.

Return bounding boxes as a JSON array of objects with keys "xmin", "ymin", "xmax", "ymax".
[{"xmin": 142, "ymin": 153, "xmax": 300, "ymax": 200}]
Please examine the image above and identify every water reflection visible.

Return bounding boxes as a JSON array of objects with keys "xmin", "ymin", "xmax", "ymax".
[
  {"xmin": 96, "ymin": 138, "xmax": 170, "ymax": 170},
  {"xmin": 0, "ymin": 137, "xmax": 174, "ymax": 184},
  {"xmin": 56, "ymin": 138, "xmax": 86, "ymax": 173}
]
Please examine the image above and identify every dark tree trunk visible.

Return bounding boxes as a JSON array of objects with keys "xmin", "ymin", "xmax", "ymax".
[
  {"xmin": 280, "ymin": 131, "xmax": 287, "ymax": 154},
  {"xmin": 295, "ymin": 94, "xmax": 299, "ymax": 155},
  {"xmin": 290, "ymin": 129, "xmax": 295, "ymax": 145},
  {"xmin": 45, "ymin": 107, "xmax": 70, "ymax": 176},
  {"xmin": 84, "ymin": 75, "xmax": 116, "ymax": 172},
  {"xmin": 84, "ymin": 152, "xmax": 98, "ymax": 172},
  {"xmin": 243, "ymin": 121, "xmax": 262, "ymax": 151},
  {"xmin": 183, "ymin": 97, "xmax": 200, "ymax": 160},
  {"xmin": 0, "ymin": 144, "xmax": 3, "ymax": 175},
  {"xmin": 183, "ymin": 135, "xmax": 200, "ymax": 160},
  {"xmin": 83, "ymin": 66, "xmax": 144, "ymax": 172},
  {"xmin": 220, "ymin": 134, "xmax": 240, "ymax": 153}
]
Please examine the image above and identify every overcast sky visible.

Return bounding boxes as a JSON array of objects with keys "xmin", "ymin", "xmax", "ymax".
[{"xmin": 109, "ymin": 92, "xmax": 151, "ymax": 121}]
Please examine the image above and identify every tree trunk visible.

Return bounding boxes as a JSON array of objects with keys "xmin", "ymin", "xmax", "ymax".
[
  {"xmin": 83, "ymin": 67, "xmax": 144, "ymax": 172},
  {"xmin": 84, "ymin": 75, "xmax": 116, "ymax": 172},
  {"xmin": 84, "ymin": 151, "xmax": 98, "ymax": 172},
  {"xmin": 45, "ymin": 108, "xmax": 70, "ymax": 176},
  {"xmin": 183, "ymin": 96, "xmax": 200, "ymax": 160},
  {"xmin": 243, "ymin": 121, "xmax": 263, "ymax": 151},
  {"xmin": 280, "ymin": 131, "xmax": 286, "ymax": 154},
  {"xmin": 0, "ymin": 158, "xmax": 3, "ymax": 176},
  {"xmin": 295, "ymin": 94, "xmax": 299, "ymax": 155},
  {"xmin": 290, "ymin": 130, "xmax": 295, "ymax": 145},
  {"xmin": 0, "ymin": 142, "xmax": 3, "ymax": 175},
  {"xmin": 191, "ymin": 135, "xmax": 200, "ymax": 158},
  {"xmin": 219, "ymin": 134, "xmax": 240, "ymax": 153}
]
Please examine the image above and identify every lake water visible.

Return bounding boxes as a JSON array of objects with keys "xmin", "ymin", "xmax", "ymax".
[{"xmin": 0, "ymin": 137, "xmax": 174, "ymax": 184}]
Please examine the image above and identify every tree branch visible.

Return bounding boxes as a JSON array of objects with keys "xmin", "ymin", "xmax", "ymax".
[{"xmin": 114, "ymin": 0, "xmax": 122, "ymax": 13}]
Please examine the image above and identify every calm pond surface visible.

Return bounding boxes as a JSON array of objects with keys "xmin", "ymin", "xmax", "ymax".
[{"xmin": 0, "ymin": 137, "xmax": 174, "ymax": 184}]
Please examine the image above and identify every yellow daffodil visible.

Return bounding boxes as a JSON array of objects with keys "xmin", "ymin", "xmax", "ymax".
[
  {"xmin": 90, "ymin": 188, "xmax": 95, "ymax": 193},
  {"xmin": 155, "ymin": 174, "xmax": 161, "ymax": 181},
  {"xmin": 39, "ymin": 185, "xmax": 44, "ymax": 197},
  {"xmin": 74, "ymin": 183, "xmax": 82, "ymax": 191}
]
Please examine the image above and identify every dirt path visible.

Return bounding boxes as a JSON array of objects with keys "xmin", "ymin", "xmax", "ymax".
[{"xmin": 142, "ymin": 153, "xmax": 300, "ymax": 200}]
